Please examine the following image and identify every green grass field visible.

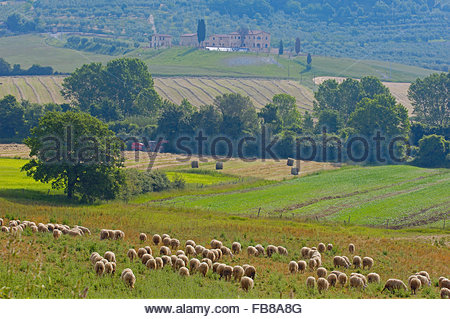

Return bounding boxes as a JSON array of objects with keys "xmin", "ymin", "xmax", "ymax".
[{"xmin": 0, "ymin": 158, "xmax": 449, "ymax": 299}]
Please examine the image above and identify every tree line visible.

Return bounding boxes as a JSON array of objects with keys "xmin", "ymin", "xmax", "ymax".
[{"xmin": 0, "ymin": 58, "xmax": 56, "ymax": 76}]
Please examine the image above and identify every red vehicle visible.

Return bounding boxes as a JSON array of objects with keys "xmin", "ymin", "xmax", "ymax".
[{"xmin": 131, "ymin": 142, "xmax": 145, "ymax": 151}]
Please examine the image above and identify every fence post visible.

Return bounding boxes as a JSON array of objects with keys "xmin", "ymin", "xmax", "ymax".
[{"xmin": 257, "ymin": 207, "xmax": 261, "ymax": 218}]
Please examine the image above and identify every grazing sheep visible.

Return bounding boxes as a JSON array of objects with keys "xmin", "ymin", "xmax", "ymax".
[
  {"xmin": 68, "ymin": 229, "xmax": 82, "ymax": 237},
  {"xmin": 233, "ymin": 266, "xmax": 244, "ymax": 281},
  {"xmin": 367, "ymin": 273, "xmax": 381, "ymax": 284},
  {"xmin": 439, "ymin": 277, "xmax": 449, "ymax": 289},
  {"xmin": 231, "ymin": 242, "xmax": 242, "ymax": 254},
  {"xmin": 1, "ymin": 226, "xmax": 9, "ymax": 232},
  {"xmin": 161, "ymin": 255, "xmax": 172, "ymax": 267},
  {"xmin": 162, "ymin": 237, "xmax": 171, "ymax": 246},
  {"xmin": 198, "ymin": 262, "xmax": 209, "ymax": 276},
  {"xmin": 382, "ymin": 279, "xmax": 408, "ymax": 292},
  {"xmin": 104, "ymin": 262, "xmax": 114, "ymax": 274},
  {"xmin": 351, "ymin": 273, "xmax": 367, "ymax": 286},
  {"xmin": 185, "ymin": 245, "xmax": 196, "ymax": 256},
  {"xmin": 342, "ymin": 256, "xmax": 351, "ymax": 267},
  {"xmin": 338, "ymin": 273, "xmax": 348, "ymax": 287},
  {"xmin": 152, "ymin": 234, "xmax": 161, "ymax": 245},
  {"xmin": 176, "ymin": 250, "xmax": 185, "ymax": 256},
  {"xmin": 100, "ymin": 229, "xmax": 109, "ymax": 240},
  {"xmin": 144, "ymin": 246, "xmax": 152, "ymax": 255},
  {"xmin": 139, "ymin": 233, "xmax": 147, "ymax": 242},
  {"xmin": 217, "ymin": 264, "xmax": 226, "ymax": 278},
  {"xmin": 247, "ymin": 246, "xmax": 258, "ymax": 257},
  {"xmin": 415, "ymin": 275, "xmax": 430, "ymax": 287},
  {"xmin": 409, "ymin": 277, "xmax": 421, "ymax": 294},
  {"xmin": 161, "ymin": 233, "xmax": 170, "ymax": 240},
  {"xmin": 327, "ymin": 243, "xmax": 333, "ymax": 251},
  {"xmin": 350, "ymin": 275, "xmax": 364, "ymax": 290},
  {"xmin": 301, "ymin": 247, "xmax": 311, "ymax": 258},
  {"xmin": 348, "ymin": 243, "xmax": 355, "ymax": 254},
  {"xmin": 220, "ymin": 247, "xmax": 232, "ymax": 258},
  {"xmin": 333, "ymin": 256, "xmax": 348, "ymax": 268},
  {"xmin": 297, "ymin": 260, "xmax": 307, "ymax": 273},
  {"xmin": 53, "ymin": 229, "xmax": 62, "ymax": 239},
  {"xmin": 195, "ymin": 245, "xmax": 205, "ymax": 255},
  {"xmin": 179, "ymin": 255, "xmax": 189, "ymax": 266},
  {"xmin": 101, "ymin": 258, "xmax": 109, "ymax": 264},
  {"xmin": 308, "ymin": 258, "xmax": 317, "ymax": 271},
  {"xmin": 353, "ymin": 256, "xmax": 362, "ymax": 268},
  {"xmin": 77, "ymin": 226, "xmax": 91, "ymax": 236},
  {"xmin": 255, "ymin": 244, "xmax": 264, "ymax": 256},
  {"xmin": 266, "ymin": 245, "xmax": 278, "ymax": 257},
  {"xmin": 210, "ymin": 239, "xmax": 223, "ymax": 249},
  {"xmin": 306, "ymin": 276, "xmax": 316, "ymax": 289},
  {"xmin": 327, "ymin": 274, "xmax": 337, "ymax": 287},
  {"xmin": 159, "ymin": 246, "xmax": 171, "ymax": 256},
  {"xmin": 317, "ymin": 277, "xmax": 329, "ymax": 293},
  {"xmin": 127, "ymin": 249, "xmax": 137, "ymax": 262},
  {"xmin": 155, "ymin": 257, "xmax": 163, "ymax": 269},
  {"xmin": 137, "ymin": 248, "xmax": 147, "ymax": 259},
  {"xmin": 244, "ymin": 265, "xmax": 256, "ymax": 280},
  {"xmin": 0, "ymin": 218, "xmax": 2, "ymax": 226},
  {"xmin": 186, "ymin": 240, "xmax": 196, "ymax": 247},
  {"xmin": 174, "ymin": 258, "xmax": 185, "ymax": 270},
  {"xmin": 223, "ymin": 265, "xmax": 233, "ymax": 281},
  {"xmin": 289, "ymin": 261, "xmax": 299, "ymax": 274},
  {"xmin": 38, "ymin": 223, "xmax": 49, "ymax": 233},
  {"xmin": 317, "ymin": 267, "xmax": 327, "ymax": 278},
  {"xmin": 179, "ymin": 267, "xmax": 190, "ymax": 276},
  {"xmin": 417, "ymin": 271, "xmax": 430, "ymax": 282},
  {"xmin": 141, "ymin": 254, "xmax": 153, "ymax": 265},
  {"xmin": 277, "ymin": 246, "xmax": 288, "ymax": 255},
  {"xmin": 331, "ymin": 270, "xmax": 343, "ymax": 277},
  {"xmin": 189, "ymin": 258, "xmax": 201, "ymax": 272},
  {"xmin": 318, "ymin": 243, "xmax": 326, "ymax": 253},
  {"xmin": 202, "ymin": 258, "xmax": 213, "ymax": 269},
  {"xmin": 240, "ymin": 276, "xmax": 254, "ymax": 291},
  {"xmin": 170, "ymin": 238, "xmax": 180, "ymax": 250},
  {"xmin": 441, "ymin": 288, "xmax": 450, "ymax": 299},
  {"xmin": 362, "ymin": 257, "xmax": 374, "ymax": 270},
  {"xmin": 104, "ymin": 251, "xmax": 116, "ymax": 263},
  {"xmin": 90, "ymin": 252, "xmax": 101, "ymax": 265},
  {"xmin": 202, "ymin": 249, "xmax": 210, "ymax": 259},
  {"xmin": 206, "ymin": 250, "xmax": 216, "ymax": 262},
  {"xmin": 31, "ymin": 225, "xmax": 38, "ymax": 233},
  {"xmin": 212, "ymin": 262, "xmax": 220, "ymax": 273},
  {"xmin": 94, "ymin": 261, "xmax": 105, "ymax": 276},
  {"xmin": 146, "ymin": 258, "xmax": 157, "ymax": 270},
  {"xmin": 122, "ymin": 270, "xmax": 136, "ymax": 288}
]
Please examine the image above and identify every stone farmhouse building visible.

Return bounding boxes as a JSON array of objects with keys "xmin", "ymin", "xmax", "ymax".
[
  {"xmin": 180, "ymin": 33, "xmax": 198, "ymax": 47},
  {"xmin": 203, "ymin": 30, "xmax": 271, "ymax": 52},
  {"xmin": 149, "ymin": 34, "xmax": 172, "ymax": 49}
]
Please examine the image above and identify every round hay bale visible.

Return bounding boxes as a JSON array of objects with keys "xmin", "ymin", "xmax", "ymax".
[
  {"xmin": 216, "ymin": 162, "xmax": 223, "ymax": 170},
  {"xmin": 287, "ymin": 158, "xmax": 294, "ymax": 166},
  {"xmin": 191, "ymin": 161, "xmax": 199, "ymax": 168},
  {"xmin": 291, "ymin": 168, "xmax": 299, "ymax": 175}
]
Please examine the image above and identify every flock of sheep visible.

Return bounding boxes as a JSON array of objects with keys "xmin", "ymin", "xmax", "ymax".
[{"xmin": 1, "ymin": 217, "xmax": 449, "ymax": 298}]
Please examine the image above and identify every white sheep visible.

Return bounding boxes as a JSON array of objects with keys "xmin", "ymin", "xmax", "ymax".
[
  {"xmin": 174, "ymin": 258, "xmax": 185, "ymax": 270},
  {"xmin": 161, "ymin": 255, "xmax": 172, "ymax": 267},
  {"xmin": 159, "ymin": 246, "xmax": 171, "ymax": 256},
  {"xmin": 162, "ymin": 236, "xmax": 171, "ymax": 246},
  {"xmin": 317, "ymin": 243, "xmax": 326, "ymax": 253},
  {"xmin": 244, "ymin": 265, "xmax": 256, "ymax": 280},
  {"xmin": 1, "ymin": 226, "xmax": 9, "ymax": 233},
  {"xmin": 104, "ymin": 262, "xmax": 114, "ymax": 274},
  {"xmin": 348, "ymin": 243, "xmax": 355, "ymax": 254},
  {"xmin": 223, "ymin": 265, "xmax": 233, "ymax": 281},
  {"xmin": 202, "ymin": 258, "xmax": 213, "ymax": 269},
  {"xmin": 104, "ymin": 251, "xmax": 116, "ymax": 263},
  {"xmin": 301, "ymin": 247, "xmax": 311, "ymax": 258},
  {"xmin": 100, "ymin": 229, "xmax": 109, "ymax": 240},
  {"xmin": 297, "ymin": 260, "xmax": 307, "ymax": 273},
  {"xmin": 247, "ymin": 246, "xmax": 258, "ymax": 257},
  {"xmin": 0, "ymin": 218, "xmax": 2, "ymax": 226},
  {"xmin": 327, "ymin": 273, "xmax": 337, "ymax": 287},
  {"xmin": 327, "ymin": 243, "xmax": 333, "ymax": 251},
  {"xmin": 277, "ymin": 246, "xmax": 288, "ymax": 255},
  {"xmin": 155, "ymin": 257, "xmax": 163, "ymax": 269},
  {"xmin": 231, "ymin": 242, "xmax": 242, "ymax": 254},
  {"xmin": 367, "ymin": 273, "xmax": 381, "ymax": 284},
  {"xmin": 152, "ymin": 234, "xmax": 161, "ymax": 245},
  {"xmin": 146, "ymin": 258, "xmax": 157, "ymax": 270},
  {"xmin": 185, "ymin": 245, "xmax": 196, "ymax": 256},
  {"xmin": 362, "ymin": 257, "xmax": 374, "ymax": 270},
  {"xmin": 317, "ymin": 267, "xmax": 327, "ymax": 278},
  {"xmin": 255, "ymin": 244, "xmax": 264, "ymax": 256},
  {"xmin": 233, "ymin": 265, "xmax": 244, "ymax": 281},
  {"xmin": 353, "ymin": 256, "xmax": 362, "ymax": 268},
  {"xmin": 170, "ymin": 238, "xmax": 180, "ymax": 250},
  {"xmin": 440, "ymin": 288, "xmax": 450, "ymax": 299},
  {"xmin": 53, "ymin": 229, "xmax": 62, "ymax": 239},
  {"xmin": 289, "ymin": 261, "xmax": 299, "ymax": 274},
  {"xmin": 338, "ymin": 273, "xmax": 348, "ymax": 287},
  {"xmin": 308, "ymin": 258, "xmax": 317, "ymax": 271},
  {"xmin": 179, "ymin": 267, "xmax": 190, "ymax": 276},
  {"xmin": 210, "ymin": 239, "xmax": 223, "ymax": 249},
  {"xmin": 317, "ymin": 277, "xmax": 329, "ymax": 293},
  {"xmin": 240, "ymin": 276, "xmax": 254, "ymax": 291},
  {"xmin": 306, "ymin": 276, "xmax": 316, "ymax": 289},
  {"xmin": 189, "ymin": 258, "xmax": 201, "ymax": 272},
  {"xmin": 409, "ymin": 277, "xmax": 421, "ymax": 294},
  {"xmin": 185, "ymin": 239, "xmax": 196, "ymax": 247},
  {"xmin": 349, "ymin": 275, "xmax": 364, "ymax": 290},
  {"xmin": 139, "ymin": 233, "xmax": 147, "ymax": 242},
  {"xmin": 382, "ymin": 279, "xmax": 408, "ymax": 292},
  {"xmin": 198, "ymin": 262, "xmax": 209, "ymax": 276},
  {"xmin": 137, "ymin": 247, "xmax": 147, "ymax": 259},
  {"xmin": 195, "ymin": 245, "xmax": 205, "ymax": 255},
  {"xmin": 127, "ymin": 249, "xmax": 137, "ymax": 262},
  {"xmin": 333, "ymin": 256, "xmax": 349, "ymax": 268},
  {"xmin": 144, "ymin": 246, "xmax": 152, "ymax": 255},
  {"xmin": 94, "ymin": 261, "xmax": 105, "ymax": 276},
  {"xmin": 141, "ymin": 254, "xmax": 153, "ymax": 265},
  {"xmin": 122, "ymin": 269, "xmax": 136, "ymax": 288}
]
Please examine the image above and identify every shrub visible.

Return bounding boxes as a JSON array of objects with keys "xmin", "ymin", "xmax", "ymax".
[{"xmin": 416, "ymin": 134, "xmax": 448, "ymax": 167}]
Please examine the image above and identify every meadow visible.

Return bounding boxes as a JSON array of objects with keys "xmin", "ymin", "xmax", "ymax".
[{"xmin": 0, "ymin": 155, "xmax": 449, "ymax": 299}]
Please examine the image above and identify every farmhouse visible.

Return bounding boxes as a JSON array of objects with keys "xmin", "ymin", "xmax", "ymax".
[
  {"xmin": 149, "ymin": 34, "xmax": 172, "ymax": 49},
  {"xmin": 203, "ymin": 30, "xmax": 271, "ymax": 53},
  {"xmin": 180, "ymin": 33, "xmax": 198, "ymax": 47}
]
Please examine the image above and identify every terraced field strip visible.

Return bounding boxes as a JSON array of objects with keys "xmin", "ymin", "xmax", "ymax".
[
  {"xmin": 195, "ymin": 78, "xmax": 225, "ymax": 97},
  {"xmin": 154, "ymin": 78, "xmax": 185, "ymax": 105},
  {"xmin": 171, "ymin": 78, "xmax": 210, "ymax": 105},
  {"xmin": 0, "ymin": 77, "xmax": 21, "ymax": 99},
  {"xmin": 181, "ymin": 78, "xmax": 216, "ymax": 100},
  {"xmin": 40, "ymin": 77, "xmax": 66, "ymax": 104},
  {"xmin": 23, "ymin": 77, "xmax": 41, "ymax": 104},
  {"xmin": 12, "ymin": 77, "xmax": 30, "ymax": 102},
  {"xmin": 231, "ymin": 78, "xmax": 272, "ymax": 106},
  {"xmin": 213, "ymin": 78, "xmax": 266, "ymax": 107}
]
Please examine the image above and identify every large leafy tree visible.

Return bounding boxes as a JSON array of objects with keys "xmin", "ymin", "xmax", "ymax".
[
  {"xmin": 0, "ymin": 95, "xmax": 24, "ymax": 138},
  {"xmin": 214, "ymin": 93, "xmax": 259, "ymax": 138},
  {"xmin": 62, "ymin": 58, "xmax": 160, "ymax": 121},
  {"xmin": 408, "ymin": 72, "xmax": 449, "ymax": 126},
  {"xmin": 22, "ymin": 111, "xmax": 124, "ymax": 201}
]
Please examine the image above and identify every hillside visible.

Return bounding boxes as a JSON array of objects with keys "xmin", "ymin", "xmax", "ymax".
[{"xmin": 1, "ymin": 0, "xmax": 448, "ymax": 71}]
